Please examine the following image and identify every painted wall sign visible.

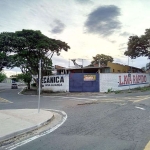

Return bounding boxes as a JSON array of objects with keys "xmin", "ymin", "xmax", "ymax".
[
  {"xmin": 42, "ymin": 75, "xmax": 69, "ymax": 92},
  {"xmin": 100, "ymin": 73, "xmax": 150, "ymax": 92},
  {"xmin": 84, "ymin": 75, "xmax": 96, "ymax": 81},
  {"xmin": 42, "ymin": 76, "xmax": 64, "ymax": 86},
  {"xmin": 118, "ymin": 74, "xmax": 148, "ymax": 86}
]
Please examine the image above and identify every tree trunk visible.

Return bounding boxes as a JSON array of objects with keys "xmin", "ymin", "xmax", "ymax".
[{"xmin": 27, "ymin": 82, "xmax": 30, "ymax": 89}]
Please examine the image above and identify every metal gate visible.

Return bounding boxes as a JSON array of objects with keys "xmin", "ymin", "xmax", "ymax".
[{"xmin": 69, "ymin": 73, "xmax": 99, "ymax": 92}]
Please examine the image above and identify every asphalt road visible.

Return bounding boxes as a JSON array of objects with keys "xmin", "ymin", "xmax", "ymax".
[{"xmin": 1, "ymin": 87, "xmax": 150, "ymax": 150}]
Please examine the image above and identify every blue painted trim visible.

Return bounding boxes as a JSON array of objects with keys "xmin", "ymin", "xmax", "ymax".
[{"xmin": 118, "ymin": 82, "xmax": 149, "ymax": 87}]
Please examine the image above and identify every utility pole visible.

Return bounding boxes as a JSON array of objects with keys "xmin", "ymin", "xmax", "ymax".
[
  {"xmin": 98, "ymin": 59, "xmax": 101, "ymax": 73},
  {"xmin": 128, "ymin": 56, "xmax": 130, "ymax": 91},
  {"xmin": 69, "ymin": 59, "xmax": 70, "ymax": 68},
  {"xmin": 99, "ymin": 59, "xmax": 100, "ymax": 67},
  {"xmin": 38, "ymin": 59, "xmax": 41, "ymax": 113}
]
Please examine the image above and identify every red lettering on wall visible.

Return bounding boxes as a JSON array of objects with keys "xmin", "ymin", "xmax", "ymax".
[
  {"xmin": 124, "ymin": 75, "xmax": 128, "ymax": 84},
  {"xmin": 129, "ymin": 77, "xmax": 132, "ymax": 84},
  {"xmin": 118, "ymin": 74, "xmax": 147, "ymax": 86},
  {"xmin": 138, "ymin": 75, "xmax": 141, "ymax": 83},
  {"xmin": 136, "ymin": 75, "xmax": 139, "ymax": 83}
]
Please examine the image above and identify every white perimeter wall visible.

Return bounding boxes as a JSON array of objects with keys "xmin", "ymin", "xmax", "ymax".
[
  {"xmin": 42, "ymin": 75, "xmax": 69, "ymax": 92},
  {"xmin": 100, "ymin": 73, "xmax": 150, "ymax": 92}
]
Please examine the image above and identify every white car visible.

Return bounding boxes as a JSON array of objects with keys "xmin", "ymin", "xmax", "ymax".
[{"xmin": 11, "ymin": 83, "xmax": 18, "ymax": 89}]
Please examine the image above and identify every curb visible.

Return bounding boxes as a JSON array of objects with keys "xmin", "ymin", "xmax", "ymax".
[
  {"xmin": 5, "ymin": 109, "xmax": 67, "ymax": 150},
  {"xmin": 18, "ymin": 87, "xmax": 27, "ymax": 95},
  {"xmin": 0, "ymin": 112, "xmax": 54, "ymax": 146}
]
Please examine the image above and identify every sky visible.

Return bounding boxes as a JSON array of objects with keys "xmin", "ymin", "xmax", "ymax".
[{"xmin": 1, "ymin": 0, "xmax": 150, "ymax": 77}]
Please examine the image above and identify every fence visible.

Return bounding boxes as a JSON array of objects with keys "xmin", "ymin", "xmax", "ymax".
[
  {"xmin": 100, "ymin": 73, "xmax": 150, "ymax": 92},
  {"xmin": 41, "ymin": 73, "xmax": 150, "ymax": 93}
]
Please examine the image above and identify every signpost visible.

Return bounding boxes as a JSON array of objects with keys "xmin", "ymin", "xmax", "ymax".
[
  {"xmin": 38, "ymin": 59, "xmax": 41, "ymax": 113},
  {"xmin": 128, "ymin": 73, "xmax": 131, "ymax": 91}
]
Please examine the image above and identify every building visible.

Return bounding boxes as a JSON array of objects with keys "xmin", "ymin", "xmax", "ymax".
[
  {"xmin": 55, "ymin": 62, "xmax": 144, "ymax": 75},
  {"xmin": 42, "ymin": 63, "xmax": 148, "ymax": 93},
  {"xmin": 56, "ymin": 66, "xmax": 110, "ymax": 75},
  {"xmin": 107, "ymin": 62, "xmax": 144, "ymax": 73}
]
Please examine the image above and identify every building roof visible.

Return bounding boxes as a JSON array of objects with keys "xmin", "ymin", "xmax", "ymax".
[
  {"xmin": 55, "ymin": 65, "xmax": 65, "ymax": 69},
  {"xmin": 56, "ymin": 66, "xmax": 110, "ymax": 70}
]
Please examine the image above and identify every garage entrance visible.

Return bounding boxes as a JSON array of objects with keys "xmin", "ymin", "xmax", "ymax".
[{"xmin": 69, "ymin": 73, "xmax": 99, "ymax": 92}]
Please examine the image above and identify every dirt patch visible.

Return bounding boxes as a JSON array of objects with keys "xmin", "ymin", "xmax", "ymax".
[{"xmin": 22, "ymin": 89, "xmax": 37, "ymax": 95}]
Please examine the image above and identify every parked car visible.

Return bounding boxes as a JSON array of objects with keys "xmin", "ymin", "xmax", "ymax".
[{"xmin": 11, "ymin": 83, "xmax": 18, "ymax": 89}]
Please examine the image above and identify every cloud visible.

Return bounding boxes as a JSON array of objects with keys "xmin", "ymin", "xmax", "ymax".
[
  {"xmin": 51, "ymin": 19, "xmax": 66, "ymax": 34},
  {"xmin": 120, "ymin": 32, "xmax": 130, "ymax": 37},
  {"xmin": 84, "ymin": 5, "xmax": 121, "ymax": 37},
  {"xmin": 119, "ymin": 47, "xmax": 127, "ymax": 51},
  {"xmin": 108, "ymin": 39, "xmax": 116, "ymax": 43},
  {"xmin": 75, "ymin": 0, "xmax": 93, "ymax": 4},
  {"xmin": 119, "ymin": 43, "xmax": 126, "ymax": 47},
  {"xmin": 4, "ymin": 67, "xmax": 21, "ymax": 77},
  {"xmin": 114, "ymin": 58, "xmax": 124, "ymax": 64},
  {"xmin": 52, "ymin": 55, "xmax": 69, "ymax": 67}
]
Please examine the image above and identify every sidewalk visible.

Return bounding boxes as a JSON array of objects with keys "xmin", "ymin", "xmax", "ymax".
[{"xmin": 0, "ymin": 109, "xmax": 54, "ymax": 143}]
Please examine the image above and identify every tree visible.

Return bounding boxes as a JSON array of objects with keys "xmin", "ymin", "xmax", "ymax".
[
  {"xmin": 0, "ymin": 72, "xmax": 7, "ymax": 82},
  {"xmin": 124, "ymin": 28, "xmax": 150, "ymax": 59},
  {"xmin": 0, "ymin": 32, "xmax": 15, "ymax": 71},
  {"xmin": 0, "ymin": 29, "xmax": 70, "ymax": 78},
  {"xmin": 91, "ymin": 54, "xmax": 114, "ymax": 65},
  {"xmin": 16, "ymin": 73, "xmax": 32, "ymax": 89},
  {"xmin": 141, "ymin": 67, "xmax": 146, "ymax": 72}
]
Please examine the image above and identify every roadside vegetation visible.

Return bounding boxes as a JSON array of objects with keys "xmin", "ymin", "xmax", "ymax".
[
  {"xmin": 106, "ymin": 86, "xmax": 150, "ymax": 94},
  {"xmin": 0, "ymin": 29, "xmax": 70, "ymax": 90},
  {"xmin": 0, "ymin": 72, "xmax": 7, "ymax": 82},
  {"xmin": 133, "ymin": 86, "xmax": 150, "ymax": 92}
]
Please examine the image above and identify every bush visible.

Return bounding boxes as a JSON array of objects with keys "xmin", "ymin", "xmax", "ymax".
[
  {"xmin": 0, "ymin": 72, "xmax": 7, "ymax": 82},
  {"xmin": 31, "ymin": 83, "xmax": 36, "ymax": 87},
  {"xmin": 107, "ymin": 88, "xmax": 113, "ymax": 93},
  {"xmin": 115, "ymin": 90, "xmax": 121, "ymax": 94},
  {"xmin": 134, "ymin": 87, "xmax": 142, "ymax": 90},
  {"xmin": 140, "ymin": 86, "xmax": 150, "ymax": 92}
]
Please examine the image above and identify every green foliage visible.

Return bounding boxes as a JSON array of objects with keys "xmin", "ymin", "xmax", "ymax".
[
  {"xmin": 139, "ymin": 86, "xmax": 150, "ymax": 92},
  {"xmin": 107, "ymin": 88, "xmax": 113, "ymax": 93},
  {"xmin": 0, "ymin": 32, "xmax": 16, "ymax": 71},
  {"xmin": 0, "ymin": 72, "xmax": 7, "ymax": 82},
  {"xmin": 0, "ymin": 29, "xmax": 70, "ymax": 76},
  {"xmin": 91, "ymin": 54, "xmax": 114, "ymax": 65},
  {"xmin": 17, "ymin": 73, "xmax": 31, "ymax": 83},
  {"xmin": 141, "ymin": 67, "xmax": 146, "ymax": 72},
  {"xmin": 133, "ymin": 87, "xmax": 142, "ymax": 90},
  {"xmin": 114, "ymin": 90, "xmax": 121, "ymax": 94},
  {"xmin": 16, "ymin": 73, "xmax": 32, "ymax": 89},
  {"xmin": 31, "ymin": 83, "xmax": 36, "ymax": 87},
  {"xmin": 132, "ymin": 86, "xmax": 150, "ymax": 92},
  {"xmin": 124, "ymin": 28, "xmax": 150, "ymax": 59}
]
